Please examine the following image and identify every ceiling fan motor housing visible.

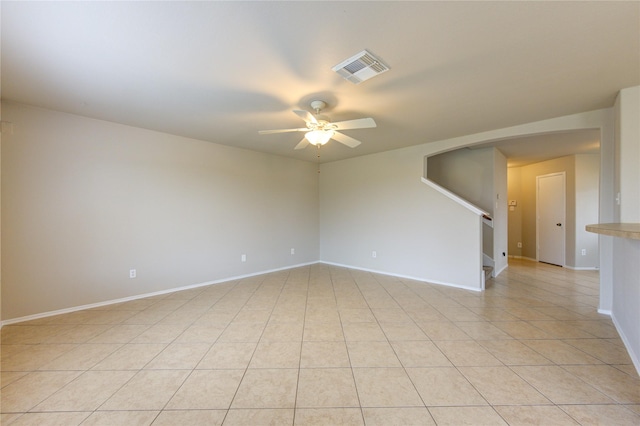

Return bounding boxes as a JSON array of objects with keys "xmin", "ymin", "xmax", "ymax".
[{"xmin": 310, "ymin": 100, "xmax": 327, "ymax": 113}]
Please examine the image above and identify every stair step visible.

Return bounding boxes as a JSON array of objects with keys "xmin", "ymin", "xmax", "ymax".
[{"xmin": 483, "ymin": 266, "xmax": 493, "ymax": 280}]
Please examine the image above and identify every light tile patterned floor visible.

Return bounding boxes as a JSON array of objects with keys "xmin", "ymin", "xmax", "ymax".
[{"xmin": 1, "ymin": 259, "xmax": 639, "ymax": 425}]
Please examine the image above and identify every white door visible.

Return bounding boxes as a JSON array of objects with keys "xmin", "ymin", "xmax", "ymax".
[{"xmin": 537, "ymin": 173, "xmax": 565, "ymax": 266}]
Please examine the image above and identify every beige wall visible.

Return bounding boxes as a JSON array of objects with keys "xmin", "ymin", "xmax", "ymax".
[
  {"xmin": 507, "ymin": 167, "xmax": 523, "ymax": 257},
  {"xmin": 1, "ymin": 103, "xmax": 320, "ymax": 320}
]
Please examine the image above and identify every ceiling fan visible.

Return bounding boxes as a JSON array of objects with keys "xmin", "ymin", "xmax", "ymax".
[{"xmin": 258, "ymin": 100, "xmax": 376, "ymax": 150}]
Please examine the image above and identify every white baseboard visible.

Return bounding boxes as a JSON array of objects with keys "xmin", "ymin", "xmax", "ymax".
[
  {"xmin": 1, "ymin": 261, "xmax": 318, "ymax": 327},
  {"xmin": 611, "ymin": 312, "xmax": 640, "ymax": 376},
  {"xmin": 510, "ymin": 257, "xmax": 593, "ymax": 269},
  {"xmin": 320, "ymin": 261, "xmax": 483, "ymax": 293},
  {"xmin": 508, "ymin": 255, "xmax": 537, "ymax": 262},
  {"xmin": 564, "ymin": 265, "xmax": 599, "ymax": 271},
  {"xmin": 495, "ymin": 263, "xmax": 508, "ymax": 276}
]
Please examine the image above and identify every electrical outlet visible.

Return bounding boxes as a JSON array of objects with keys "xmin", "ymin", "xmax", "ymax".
[
  {"xmin": 129, "ymin": 269, "xmax": 136, "ymax": 279},
  {"xmin": 372, "ymin": 251, "xmax": 377, "ymax": 258},
  {"xmin": 241, "ymin": 254, "xmax": 246, "ymax": 262},
  {"xmin": 291, "ymin": 248, "xmax": 295, "ymax": 255},
  {"xmin": 581, "ymin": 249, "xmax": 587, "ymax": 256},
  {"xmin": 517, "ymin": 242, "xmax": 522, "ymax": 248}
]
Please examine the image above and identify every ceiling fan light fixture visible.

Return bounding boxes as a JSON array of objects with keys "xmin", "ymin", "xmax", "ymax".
[{"xmin": 305, "ymin": 129, "xmax": 334, "ymax": 146}]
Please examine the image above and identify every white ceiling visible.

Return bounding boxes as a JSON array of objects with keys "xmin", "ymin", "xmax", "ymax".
[{"xmin": 2, "ymin": 1, "xmax": 638, "ymax": 164}]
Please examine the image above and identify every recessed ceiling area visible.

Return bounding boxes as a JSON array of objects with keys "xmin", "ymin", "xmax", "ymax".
[
  {"xmin": 1, "ymin": 2, "xmax": 638, "ymax": 163},
  {"xmin": 469, "ymin": 129, "xmax": 601, "ymax": 168}
]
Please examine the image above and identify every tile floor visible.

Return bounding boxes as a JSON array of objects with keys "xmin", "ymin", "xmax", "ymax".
[{"xmin": 1, "ymin": 259, "xmax": 639, "ymax": 425}]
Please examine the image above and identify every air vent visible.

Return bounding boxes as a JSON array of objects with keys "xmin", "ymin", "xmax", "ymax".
[{"xmin": 332, "ymin": 50, "xmax": 389, "ymax": 84}]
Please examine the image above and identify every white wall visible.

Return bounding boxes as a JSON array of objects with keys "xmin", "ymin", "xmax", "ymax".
[
  {"xmin": 425, "ymin": 107, "xmax": 615, "ymax": 284},
  {"xmin": 598, "ymin": 108, "xmax": 616, "ymax": 313},
  {"xmin": 616, "ymin": 86, "xmax": 640, "ymax": 223},
  {"xmin": 610, "ymin": 86, "xmax": 640, "ymax": 372},
  {"xmin": 319, "ymin": 148, "xmax": 483, "ymax": 290},
  {"xmin": 320, "ymin": 109, "xmax": 614, "ymax": 292},
  {"xmin": 1, "ymin": 102, "xmax": 320, "ymax": 320},
  {"xmin": 425, "ymin": 146, "xmax": 508, "ymax": 276},
  {"xmin": 613, "ymin": 238, "xmax": 640, "ymax": 373},
  {"xmin": 1, "ymin": 103, "xmax": 619, "ymax": 322}
]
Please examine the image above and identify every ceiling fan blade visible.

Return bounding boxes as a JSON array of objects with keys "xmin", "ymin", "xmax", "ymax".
[
  {"xmin": 332, "ymin": 117, "xmax": 376, "ymax": 130},
  {"xmin": 331, "ymin": 131, "xmax": 362, "ymax": 148},
  {"xmin": 293, "ymin": 110, "xmax": 317, "ymax": 124},
  {"xmin": 258, "ymin": 128, "xmax": 307, "ymax": 135},
  {"xmin": 294, "ymin": 138, "xmax": 310, "ymax": 150}
]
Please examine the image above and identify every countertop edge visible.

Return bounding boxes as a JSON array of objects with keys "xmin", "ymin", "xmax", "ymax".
[{"xmin": 586, "ymin": 223, "xmax": 640, "ymax": 240}]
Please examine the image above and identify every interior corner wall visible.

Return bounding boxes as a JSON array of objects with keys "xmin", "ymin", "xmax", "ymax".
[{"xmin": 1, "ymin": 102, "xmax": 320, "ymax": 321}]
